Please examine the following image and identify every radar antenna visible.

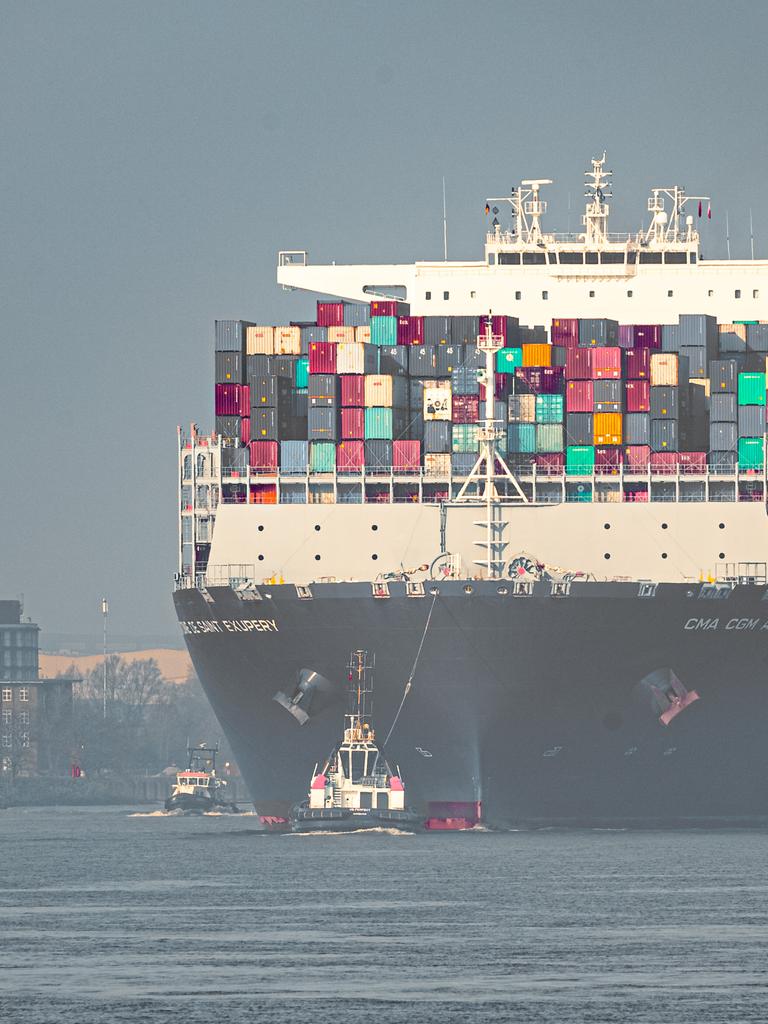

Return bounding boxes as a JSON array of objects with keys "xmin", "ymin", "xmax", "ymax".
[{"xmin": 583, "ymin": 152, "xmax": 613, "ymax": 247}]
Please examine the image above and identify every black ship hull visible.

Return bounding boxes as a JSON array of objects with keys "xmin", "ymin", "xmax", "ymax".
[{"xmin": 173, "ymin": 580, "xmax": 768, "ymax": 826}]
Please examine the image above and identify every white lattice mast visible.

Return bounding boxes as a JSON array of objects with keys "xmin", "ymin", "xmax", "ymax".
[
  {"xmin": 583, "ymin": 152, "xmax": 612, "ymax": 247},
  {"xmin": 454, "ymin": 316, "xmax": 529, "ymax": 579}
]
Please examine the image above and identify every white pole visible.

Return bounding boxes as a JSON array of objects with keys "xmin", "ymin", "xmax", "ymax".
[
  {"xmin": 726, "ymin": 211, "xmax": 731, "ymax": 260},
  {"xmin": 442, "ymin": 177, "xmax": 448, "ymax": 261},
  {"xmin": 750, "ymin": 209, "xmax": 755, "ymax": 260},
  {"xmin": 101, "ymin": 597, "xmax": 108, "ymax": 719}
]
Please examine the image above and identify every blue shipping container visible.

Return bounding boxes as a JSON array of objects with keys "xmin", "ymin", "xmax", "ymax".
[
  {"xmin": 370, "ymin": 316, "xmax": 398, "ymax": 346},
  {"xmin": 507, "ymin": 423, "xmax": 536, "ymax": 453},
  {"xmin": 280, "ymin": 440, "xmax": 309, "ymax": 474}
]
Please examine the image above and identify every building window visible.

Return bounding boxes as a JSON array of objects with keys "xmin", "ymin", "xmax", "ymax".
[
  {"xmin": 1, "ymin": 710, "xmax": 10, "ymax": 725},
  {"xmin": 515, "ymin": 291, "xmax": 521, "ymax": 300},
  {"xmin": 627, "ymin": 290, "xmax": 633, "ymax": 297},
  {"xmin": 19, "ymin": 711, "xmax": 29, "ymax": 726},
  {"xmin": 1, "ymin": 757, "xmax": 10, "ymax": 772},
  {"xmin": 589, "ymin": 290, "xmax": 595, "ymax": 298},
  {"xmin": 1, "ymin": 689, "xmax": 10, "ymax": 702},
  {"xmin": 18, "ymin": 688, "xmax": 28, "ymax": 702},
  {"xmin": 196, "ymin": 454, "xmax": 206, "ymax": 476},
  {"xmin": 735, "ymin": 289, "xmax": 741, "ymax": 299},
  {"xmin": 21, "ymin": 733, "xmax": 29, "ymax": 748},
  {"xmin": 1, "ymin": 735, "xmax": 10, "ymax": 748},
  {"xmin": 542, "ymin": 291, "xmax": 549, "ymax": 300},
  {"xmin": 183, "ymin": 455, "xmax": 192, "ymax": 479},
  {"xmin": 667, "ymin": 290, "xmax": 673, "ymax": 297},
  {"xmin": 425, "ymin": 291, "xmax": 431, "ymax": 300}
]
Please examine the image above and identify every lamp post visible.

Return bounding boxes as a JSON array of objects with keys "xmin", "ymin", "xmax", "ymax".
[{"xmin": 101, "ymin": 597, "xmax": 109, "ymax": 719}]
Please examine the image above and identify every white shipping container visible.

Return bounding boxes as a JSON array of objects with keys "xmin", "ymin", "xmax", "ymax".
[
  {"xmin": 336, "ymin": 342, "xmax": 367, "ymax": 375},
  {"xmin": 355, "ymin": 325, "xmax": 371, "ymax": 344},
  {"xmin": 328, "ymin": 326, "xmax": 356, "ymax": 344},
  {"xmin": 424, "ymin": 453, "xmax": 451, "ymax": 476},
  {"xmin": 364, "ymin": 374, "xmax": 394, "ymax": 407},
  {"xmin": 246, "ymin": 326, "xmax": 275, "ymax": 355},
  {"xmin": 650, "ymin": 353, "xmax": 679, "ymax": 387},
  {"xmin": 424, "ymin": 381, "xmax": 452, "ymax": 421},
  {"xmin": 274, "ymin": 326, "xmax": 301, "ymax": 355}
]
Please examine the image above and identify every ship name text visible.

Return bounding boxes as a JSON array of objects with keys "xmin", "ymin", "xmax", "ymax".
[
  {"xmin": 180, "ymin": 619, "xmax": 279, "ymax": 635},
  {"xmin": 683, "ymin": 618, "xmax": 768, "ymax": 632}
]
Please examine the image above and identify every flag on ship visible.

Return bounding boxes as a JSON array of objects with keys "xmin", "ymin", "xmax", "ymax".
[{"xmin": 485, "ymin": 203, "xmax": 490, "ymax": 215}]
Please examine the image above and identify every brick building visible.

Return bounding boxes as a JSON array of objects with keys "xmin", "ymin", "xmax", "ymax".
[{"xmin": 0, "ymin": 600, "xmax": 77, "ymax": 777}]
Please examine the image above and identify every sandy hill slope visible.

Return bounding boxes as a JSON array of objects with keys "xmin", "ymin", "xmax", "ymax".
[{"xmin": 39, "ymin": 649, "xmax": 193, "ymax": 683}]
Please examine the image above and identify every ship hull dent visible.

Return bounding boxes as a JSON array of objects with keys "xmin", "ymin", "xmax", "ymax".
[{"xmin": 174, "ymin": 580, "xmax": 768, "ymax": 825}]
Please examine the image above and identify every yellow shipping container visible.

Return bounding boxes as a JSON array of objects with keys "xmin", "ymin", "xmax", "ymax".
[
  {"xmin": 522, "ymin": 343, "xmax": 552, "ymax": 367},
  {"xmin": 328, "ymin": 326, "xmax": 356, "ymax": 344},
  {"xmin": 274, "ymin": 326, "xmax": 301, "ymax": 355},
  {"xmin": 355, "ymin": 325, "xmax": 371, "ymax": 344},
  {"xmin": 423, "ymin": 381, "xmax": 452, "ymax": 420},
  {"xmin": 424, "ymin": 453, "xmax": 451, "ymax": 476},
  {"xmin": 364, "ymin": 374, "xmax": 394, "ymax": 407},
  {"xmin": 246, "ymin": 325, "xmax": 275, "ymax": 355},
  {"xmin": 593, "ymin": 412, "xmax": 622, "ymax": 445},
  {"xmin": 719, "ymin": 323, "xmax": 747, "ymax": 341},
  {"xmin": 650, "ymin": 353, "xmax": 679, "ymax": 387}
]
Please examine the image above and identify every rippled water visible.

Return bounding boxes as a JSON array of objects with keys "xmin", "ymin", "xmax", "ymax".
[{"xmin": 1, "ymin": 807, "xmax": 767, "ymax": 1023}]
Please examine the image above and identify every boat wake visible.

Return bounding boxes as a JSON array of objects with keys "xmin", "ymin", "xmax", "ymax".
[
  {"xmin": 283, "ymin": 827, "xmax": 415, "ymax": 837},
  {"xmin": 128, "ymin": 809, "xmax": 257, "ymax": 818}
]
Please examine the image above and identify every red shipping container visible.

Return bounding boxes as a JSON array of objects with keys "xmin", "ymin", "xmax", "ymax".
[
  {"xmin": 340, "ymin": 375, "xmax": 365, "ymax": 407},
  {"xmin": 678, "ymin": 452, "xmax": 707, "ymax": 473},
  {"xmin": 551, "ymin": 318, "xmax": 579, "ymax": 348},
  {"xmin": 515, "ymin": 366, "xmax": 564, "ymax": 394},
  {"xmin": 452, "ymin": 394, "xmax": 480, "ymax": 423},
  {"xmin": 631, "ymin": 325, "xmax": 662, "ymax": 349},
  {"xmin": 625, "ymin": 488, "xmax": 649, "ymax": 502},
  {"xmin": 317, "ymin": 301, "xmax": 344, "ymax": 327},
  {"xmin": 650, "ymin": 451, "xmax": 678, "ymax": 473},
  {"xmin": 535, "ymin": 453, "xmax": 564, "ymax": 473},
  {"xmin": 494, "ymin": 376, "xmax": 509, "ymax": 399},
  {"xmin": 240, "ymin": 417, "xmax": 250, "ymax": 445},
  {"xmin": 337, "ymin": 440, "xmax": 364, "ymax": 472},
  {"xmin": 566, "ymin": 380, "xmax": 593, "ymax": 412},
  {"xmin": 370, "ymin": 300, "xmax": 403, "ymax": 317},
  {"xmin": 624, "ymin": 348, "xmax": 650, "ymax": 379},
  {"xmin": 397, "ymin": 316, "xmax": 424, "ymax": 346},
  {"xmin": 625, "ymin": 379, "xmax": 650, "ymax": 412},
  {"xmin": 591, "ymin": 347, "xmax": 622, "ymax": 379},
  {"xmin": 249, "ymin": 440, "xmax": 278, "ymax": 472},
  {"xmin": 594, "ymin": 446, "xmax": 623, "ymax": 474},
  {"xmin": 479, "ymin": 314, "xmax": 515, "ymax": 345},
  {"xmin": 624, "ymin": 445, "xmax": 651, "ymax": 471},
  {"xmin": 309, "ymin": 342, "xmax": 337, "ymax": 374},
  {"xmin": 215, "ymin": 383, "xmax": 245, "ymax": 416},
  {"xmin": 566, "ymin": 348, "xmax": 592, "ymax": 380},
  {"xmin": 393, "ymin": 440, "xmax": 421, "ymax": 472},
  {"xmin": 340, "ymin": 407, "xmax": 365, "ymax": 439}
]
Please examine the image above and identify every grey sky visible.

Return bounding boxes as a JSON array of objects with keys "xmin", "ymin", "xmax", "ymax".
[{"xmin": 2, "ymin": 1, "xmax": 766, "ymax": 647}]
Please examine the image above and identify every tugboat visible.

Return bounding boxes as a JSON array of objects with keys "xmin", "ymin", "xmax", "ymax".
[
  {"xmin": 164, "ymin": 743, "xmax": 241, "ymax": 813},
  {"xmin": 290, "ymin": 651, "xmax": 422, "ymax": 833}
]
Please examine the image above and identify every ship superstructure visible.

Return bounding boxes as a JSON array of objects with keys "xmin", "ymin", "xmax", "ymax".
[{"xmin": 174, "ymin": 156, "xmax": 768, "ymax": 827}]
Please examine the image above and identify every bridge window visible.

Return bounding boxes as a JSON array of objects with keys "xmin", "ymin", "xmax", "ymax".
[
  {"xmin": 665, "ymin": 252, "xmax": 686, "ymax": 264},
  {"xmin": 515, "ymin": 291, "xmax": 522, "ymax": 300},
  {"xmin": 639, "ymin": 252, "xmax": 663, "ymax": 264},
  {"xmin": 548, "ymin": 252, "xmax": 558, "ymax": 264},
  {"xmin": 499, "ymin": 253, "xmax": 520, "ymax": 265},
  {"xmin": 522, "ymin": 253, "xmax": 546, "ymax": 265},
  {"xmin": 425, "ymin": 291, "xmax": 431, "ymax": 299},
  {"xmin": 735, "ymin": 289, "xmax": 741, "ymax": 299},
  {"xmin": 585, "ymin": 252, "xmax": 599, "ymax": 264},
  {"xmin": 600, "ymin": 252, "xmax": 625, "ymax": 264},
  {"xmin": 488, "ymin": 254, "xmax": 496, "ymax": 266},
  {"xmin": 627, "ymin": 252, "xmax": 637, "ymax": 264},
  {"xmin": 542, "ymin": 291, "xmax": 548, "ymax": 300},
  {"xmin": 690, "ymin": 253, "xmax": 697, "ymax": 264},
  {"xmin": 558, "ymin": 252, "xmax": 584, "ymax": 264}
]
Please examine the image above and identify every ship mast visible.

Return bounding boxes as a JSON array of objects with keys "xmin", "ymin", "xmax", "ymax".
[
  {"xmin": 453, "ymin": 318, "xmax": 529, "ymax": 579},
  {"xmin": 583, "ymin": 152, "xmax": 612, "ymax": 247},
  {"xmin": 344, "ymin": 650, "xmax": 375, "ymax": 743}
]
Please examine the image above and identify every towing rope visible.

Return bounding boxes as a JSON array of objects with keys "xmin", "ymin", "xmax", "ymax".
[{"xmin": 381, "ymin": 592, "xmax": 437, "ymax": 749}]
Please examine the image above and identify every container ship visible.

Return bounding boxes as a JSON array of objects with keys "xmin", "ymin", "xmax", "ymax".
[{"xmin": 174, "ymin": 155, "xmax": 768, "ymax": 828}]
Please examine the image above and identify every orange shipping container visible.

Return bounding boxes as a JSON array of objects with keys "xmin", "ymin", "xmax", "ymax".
[
  {"xmin": 364, "ymin": 374, "xmax": 394, "ymax": 407},
  {"xmin": 274, "ymin": 326, "xmax": 301, "ymax": 355},
  {"xmin": 719, "ymin": 323, "xmax": 747, "ymax": 341},
  {"xmin": 650, "ymin": 353, "xmax": 679, "ymax": 387},
  {"xmin": 593, "ymin": 412, "xmax": 622, "ymax": 446},
  {"xmin": 522, "ymin": 343, "xmax": 552, "ymax": 367},
  {"xmin": 328, "ymin": 325, "xmax": 356, "ymax": 344},
  {"xmin": 246, "ymin": 326, "xmax": 275, "ymax": 355}
]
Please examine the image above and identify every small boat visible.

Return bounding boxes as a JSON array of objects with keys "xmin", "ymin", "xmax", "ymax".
[
  {"xmin": 290, "ymin": 651, "xmax": 422, "ymax": 833},
  {"xmin": 164, "ymin": 743, "xmax": 240, "ymax": 813}
]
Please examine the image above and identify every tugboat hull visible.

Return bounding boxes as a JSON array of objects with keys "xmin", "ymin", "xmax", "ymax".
[
  {"xmin": 291, "ymin": 805, "xmax": 422, "ymax": 832},
  {"xmin": 164, "ymin": 794, "xmax": 240, "ymax": 814}
]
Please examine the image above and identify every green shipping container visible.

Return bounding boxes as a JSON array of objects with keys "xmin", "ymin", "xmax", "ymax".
[
  {"xmin": 310, "ymin": 441, "xmax": 336, "ymax": 473},
  {"xmin": 738, "ymin": 372, "xmax": 766, "ymax": 406},
  {"xmin": 295, "ymin": 357, "xmax": 309, "ymax": 389},
  {"xmin": 364, "ymin": 407, "xmax": 393, "ymax": 440},
  {"xmin": 535, "ymin": 394, "xmax": 564, "ymax": 423},
  {"xmin": 496, "ymin": 347, "xmax": 523, "ymax": 373},
  {"xmin": 536, "ymin": 424, "xmax": 564, "ymax": 453},
  {"xmin": 566, "ymin": 445, "xmax": 595, "ymax": 475},
  {"xmin": 507, "ymin": 423, "xmax": 536, "ymax": 453},
  {"xmin": 451, "ymin": 424, "xmax": 479, "ymax": 452},
  {"xmin": 370, "ymin": 316, "xmax": 398, "ymax": 346},
  {"xmin": 738, "ymin": 437, "xmax": 764, "ymax": 471}
]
